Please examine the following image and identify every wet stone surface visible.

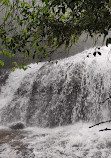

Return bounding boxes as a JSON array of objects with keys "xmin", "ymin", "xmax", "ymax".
[{"xmin": 0, "ymin": 129, "xmax": 35, "ymax": 158}]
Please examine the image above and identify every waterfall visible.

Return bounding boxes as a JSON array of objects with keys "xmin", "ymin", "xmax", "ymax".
[{"xmin": 0, "ymin": 46, "xmax": 111, "ymax": 127}]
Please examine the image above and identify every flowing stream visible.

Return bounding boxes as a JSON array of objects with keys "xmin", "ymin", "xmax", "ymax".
[{"xmin": 0, "ymin": 46, "xmax": 111, "ymax": 157}]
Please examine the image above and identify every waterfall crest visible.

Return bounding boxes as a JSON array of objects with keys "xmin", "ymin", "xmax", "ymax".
[{"xmin": 0, "ymin": 46, "xmax": 111, "ymax": 127}]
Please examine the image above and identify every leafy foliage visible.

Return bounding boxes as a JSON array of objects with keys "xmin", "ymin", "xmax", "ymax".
[{"xmin": 0, "ymin": 0, "xmax": 111, "ymax": 68}]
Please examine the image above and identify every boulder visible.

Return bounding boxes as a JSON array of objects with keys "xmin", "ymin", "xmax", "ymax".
[{"xmin": 9, "ymin": 122, "xmax": 25, "ymax": 130}]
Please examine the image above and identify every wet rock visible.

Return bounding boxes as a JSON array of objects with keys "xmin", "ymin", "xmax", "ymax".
[{"xmin": 9, "ymin": 122, "xmax": 25, "ymax": 130}]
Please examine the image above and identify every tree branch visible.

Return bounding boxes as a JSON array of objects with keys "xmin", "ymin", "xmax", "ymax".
[
  {"xmin": 99, "ymin": 128, "xmax": 111, "ymax": 132},
  {"xmin": 89, "ymin": 120, "xmax": 111, "ymax": 128}
]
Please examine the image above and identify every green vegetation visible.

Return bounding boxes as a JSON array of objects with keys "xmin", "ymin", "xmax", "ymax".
[{"xmin": 0, "ymin": 0, "xmax": 111, "ymax": 69}]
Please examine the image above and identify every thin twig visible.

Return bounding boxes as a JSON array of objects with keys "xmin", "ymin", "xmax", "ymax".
[
  {"xmin": 89, "ymin": 120, "xmax": 111, "ymax": 128},
  {"xmin": 98, "ymin": 96, "xmax": 111, "ymax": 104},
  {"xmin": 99, "ymin": 128, "xmax": 111, "ymax": 132}
]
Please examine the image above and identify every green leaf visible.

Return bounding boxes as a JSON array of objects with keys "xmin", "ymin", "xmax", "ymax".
[
  {"xmin": 2, "ymin": 17, "xmax": 6, "ymax": 21},
  {"xmin": 12, "ymin": 67, "xmax": 15, "ymax": 71},
  {"xmin": 23, "ymin": 67, "xmax": 28, "ymax": 70},
  {"xmin": 0, "ymin": 60, "xmax": 4, "ymax": 67},
  {"xmin": 6, "ymin": 38, "xmax": 11, "ymax": 43},
  {"xmin": 3, "ymin": 0, "xmax": 9, "ymax": 5},
  {"xmin": 42, "ymin": 0, "xmax": 48, "ymax": 5},
  {"xmin": 101, "ymin": 8, "xmax": 108, "ymax": 12},
  {"xmin": 9, "ymin": 54, "xmax": 12, "ymax": 58},
  {"xmin": 72, "ymin": 37, "xmax": 78, "ymax": 43},
  {"xmin": 23, "ymin": 28, "xmax": 27, "ymax": 33},
  {"xmin": 20, "ymin": 65, "xmax": 23, "ymax": 69},
  {"xmin": 45, "ymin": 0, "xmax": 48, "ymax": 5},
  {"xmin": 26, "ymin": 4, "xmax": 30, "ymax": 8},
  {"xmin": 19, "ymin": 65, "xmax": 28, "ymax": 70},
  {"xmin": 20, "ymin": 2, "xmax": 25, "ymax": 7},
  {"xmin": 3, "ymin": 50, "xmax": 9, "ymax": 55},
  {"xmin": 18, "ymin": 20, "xmax": 23, "ymax": 26},
  {"xmin": 8, "ymin": 52, "xmax": 15, "ymax": 58},
  {"xmin": 32, "ymin": 0, "xmax": 35, "ymax": 6},
  {"xmin": 17, "ymin": 16, "xmax": 20, "ymax": 20},
  {"xmin": 53, "ymin": 38, "xmax": 57, "ymax": 46},
  {"xmin": 13, "ymin": 62, "xmax": 18, "ymax": 67}
]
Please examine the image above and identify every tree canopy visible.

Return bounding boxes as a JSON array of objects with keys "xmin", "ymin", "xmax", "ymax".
[{"xmin": 0, "ymin": 0, "xmax": 111, "ymax": 69}]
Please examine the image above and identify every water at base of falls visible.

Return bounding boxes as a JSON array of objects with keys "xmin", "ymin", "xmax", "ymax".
[
  {"xmin": 0, "ymin": 122, "xmax": 111, "ymax": 158},
  {"xmin": 0, "ymin": 46, "xmax": 111, "ymax": 127}
]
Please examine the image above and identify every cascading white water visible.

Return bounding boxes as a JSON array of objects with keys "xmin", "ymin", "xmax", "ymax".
[
  {"xmin": 1, "ymin": 46, "xmax": 111, "ymax": 158},
  {"xmin": 0, "ymin": 46, "xmax": 111, "ymax": 127}
]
